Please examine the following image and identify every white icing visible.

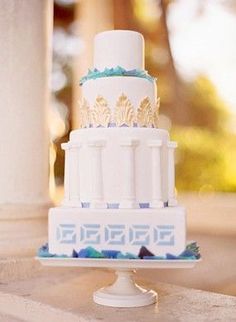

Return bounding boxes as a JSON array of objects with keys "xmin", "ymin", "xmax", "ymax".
[
  {"xmin": 82, "ymin": 76, "xmax": 157, "ymax": 115},
  {"xmin": 94, "ymin": 30, "xmax": 144, "ymax": 70}
]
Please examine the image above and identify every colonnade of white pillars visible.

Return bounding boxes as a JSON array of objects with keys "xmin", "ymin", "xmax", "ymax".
[{"xmin": 62, "ymin": 139, "xmax": 178, "ymax": 209}]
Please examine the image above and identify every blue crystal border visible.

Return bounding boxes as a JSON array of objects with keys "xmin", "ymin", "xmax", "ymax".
[
  {"xmin": 80, "ymin": 66, "xmax": 156, "ymax": 85},
  {"xmin": 37, "ymin": 241, "xmax": 201, "ymax": 260}
]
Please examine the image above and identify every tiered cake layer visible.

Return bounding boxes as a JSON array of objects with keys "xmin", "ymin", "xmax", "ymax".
[
  {"xmin": 49, "ymin": 206, "xmax": 186, "ymax": 257},
  {"xmin": 62, "ymin": 127, "xmax": 177, "ymax": 209},
  {"xmin": 94, "ymin": 30, "xmax": 144, "ymax": 70}
]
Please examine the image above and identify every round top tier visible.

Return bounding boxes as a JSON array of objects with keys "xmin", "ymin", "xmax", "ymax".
[{"xmin": 93, "ymin": 30, "xmax": 145, "ymax": 70}]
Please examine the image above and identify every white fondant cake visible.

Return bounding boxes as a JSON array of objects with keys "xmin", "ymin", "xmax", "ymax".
[{"xmin": 48, "ymin": 30, "xmax": 185, "ymax": 258}]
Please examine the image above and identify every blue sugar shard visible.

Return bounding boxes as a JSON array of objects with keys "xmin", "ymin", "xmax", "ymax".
[
  {"xmin": 102, "ymin": 250, "xmax": 121, "ymax": 258},
  {"xmin": 72, "ymin": 249, "xmax": 78, "ymax": 258},
  {"xmin": 138, "ymin": 246, "xmax": 154, "ymax": 259},
  {"xmin": 37, "ymin": 243, "xmax": 54, "ymax": 258},
  {"xmin": 77, "ymin": 247, "xmax": 104, "ymax": 258},
  {"xmin": 77, "ymin": 248, "xmax": 88, "ymax": 258},
  {"xmin": 117, "ymin": 252, "xmax": 139, "ymax": 259},
  {"xmin": 166, "ymin": 253, "xmax": 178, "ymax": 260},
  {"xmin": 179, "ymin": 249, "xmax": 196, "ymax": 258},
  {"xmin": 143, "ymin": 256, "xmax": 165, "ymax": 260},
  {"xmin": 79, "ymin": 66, "xmax": 155, "ymax": 85}
]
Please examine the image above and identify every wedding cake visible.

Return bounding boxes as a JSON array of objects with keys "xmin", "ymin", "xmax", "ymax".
[{"xmin": 48, "ymin": 30, "xmax": 186, "ymax": 259}]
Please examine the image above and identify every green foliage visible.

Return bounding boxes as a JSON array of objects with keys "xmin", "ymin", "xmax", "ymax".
[
  {"xmin": 171, "ymin": 127, "xmax": 236, "ymax": 192},
  {"xmin": 185, "ymin": 76, "xmax": 229, "ymax": 132}
]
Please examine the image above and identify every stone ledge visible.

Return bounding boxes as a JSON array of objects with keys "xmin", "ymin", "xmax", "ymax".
[{"xmin": 0, "ymin": 264, "xmax": 235, "ymax": 322}]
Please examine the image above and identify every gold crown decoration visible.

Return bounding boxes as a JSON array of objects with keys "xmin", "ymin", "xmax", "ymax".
[
  {"xmin": 114, "ymin": 93, "xmax": 135, "ymax": 127},
  {"xmin": 137, "ymin": 97, "xmax": 153, "ymax": 127},
  {"xmin": 79, "ymin": 98, "xmax": 90, "ymax": 128},
  {"xmin": 153, "ymin": 97, "xmax": 160, "ymax": 128},
  {"xmin": 90, "ymin": 95, "xmax": 111, "ymax": 127},
  {"xmin": 78, "ymin": 94, "xmax": 160, "ymax": 128}
]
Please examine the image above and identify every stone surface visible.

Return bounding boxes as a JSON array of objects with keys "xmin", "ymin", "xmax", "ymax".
[{"xmin": 0, "ymin": 263, "xmax": 235, "ymax": 321}]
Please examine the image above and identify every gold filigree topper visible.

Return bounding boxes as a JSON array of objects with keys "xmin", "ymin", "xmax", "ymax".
[{"xmin": 78, "ymin": 94, "xmax": 160, "ymax": 128}]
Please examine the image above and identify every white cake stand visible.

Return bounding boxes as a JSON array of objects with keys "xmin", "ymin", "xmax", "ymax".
[{"xmin": 36, "ymin": 257, "xmax": 200, "ymax": 308}]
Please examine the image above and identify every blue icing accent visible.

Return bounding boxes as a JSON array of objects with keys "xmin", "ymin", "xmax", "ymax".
[
  {"xmin": 139, "ymin": 203, "xmax": 150, "ymax": 209},
  {"xmin": 81, "ymin": 202, "xmax": 90, "ymax": 208},
  {"xmin": 107, "ymin": 203, "xmax": 119, "ymax": 209},
  {"xmin": 80, "ymin": 66, "xmax": 156, "ymax": 85}
]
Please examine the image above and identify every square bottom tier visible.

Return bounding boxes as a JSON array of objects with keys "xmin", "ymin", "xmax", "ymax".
[{"xmin": 48, "ymin": 206, "xmax": 186, "ymax": 257}]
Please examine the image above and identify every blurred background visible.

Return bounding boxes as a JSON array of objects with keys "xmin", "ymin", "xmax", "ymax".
[{"xmin": 50, "ymin": 0, "xmax": 236, "ymax": 296}]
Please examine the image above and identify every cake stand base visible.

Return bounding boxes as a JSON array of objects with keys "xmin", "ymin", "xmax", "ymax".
[{"xmin": 93, "ymin": 269, "xmax": 157, "ymax": 307}]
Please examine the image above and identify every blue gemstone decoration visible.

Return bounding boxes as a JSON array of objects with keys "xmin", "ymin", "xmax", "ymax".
[{"xmin": 80, "ymin": 66, "xmax": 156, "ymax": 85}]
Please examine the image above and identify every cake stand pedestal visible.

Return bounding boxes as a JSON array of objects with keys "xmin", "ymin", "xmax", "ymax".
[
  {"xmin": 94, "ymin": 269, "xmax": 156, "ymax": 307},
  {"xmin": 37, "ymin": 257, "xmax": 200, "ymax": 308}
]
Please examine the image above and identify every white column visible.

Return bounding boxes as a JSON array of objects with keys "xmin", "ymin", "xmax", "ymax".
[
  {"xmin": 0, "ymin": 1, "xmax": 53, "ymax": 257},
  {"xmin": 119, "ymin": 139, "xmax": 139, "ymax": 209},
  {"xmin": 69, "ymin": 143, "xmax": 82, "ymax": 207},
  {"xmin": 167, "ymin": 141, "xmax": 178, "ymax": 206},
  {"xmin": 61, "ymin": 143, "xmax": 70, "ymax": 204},
  {"xmin": 148, "ymin": 140, "xmax": 164, "ymax": 208},
  {"xmin": 88, "ymin": 140, "xmax": 106, "ymax": 208}
]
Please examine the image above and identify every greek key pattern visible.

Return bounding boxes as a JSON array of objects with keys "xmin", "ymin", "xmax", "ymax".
[{"xmin": 56, "ymin": 223, "xmax": 175, "ymax": 247}]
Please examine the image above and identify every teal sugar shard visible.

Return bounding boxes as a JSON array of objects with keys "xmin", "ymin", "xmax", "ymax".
[{"xmin": 80, "ymin": 66, "xmax": 156, "ymax": 85}]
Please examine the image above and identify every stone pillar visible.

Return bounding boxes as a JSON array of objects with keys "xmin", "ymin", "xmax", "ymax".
[
  {"xmin": 88, "ymin": 140, "xmax": 106, "ymax": 208},
  {"xmin": 119, "ymin": 139, "xmax": 139, "ymax": 209},
  {"xmin": 148, "ymin": 140, "xmax": 164, "ymax": 208},
  {"xmin": 73, "ymin": 0, "xmax": 114, "ymax": 128},
  {"xmin": 167, "ymin": 141, "xmax": 178, "ymax": 207},
  {"xmin": 0, "ymin": 0, "xmax": 53, "ymax": 257}
]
